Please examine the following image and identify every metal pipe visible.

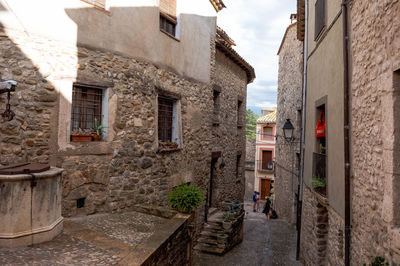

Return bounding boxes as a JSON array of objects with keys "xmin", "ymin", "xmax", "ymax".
[
  {"xmin": 341, "ymin": 0, "xmax": 351, "ymax": 265},
  {"xmin": 296, "ymin": 0, "xmax": 309, "ymax": 260}
]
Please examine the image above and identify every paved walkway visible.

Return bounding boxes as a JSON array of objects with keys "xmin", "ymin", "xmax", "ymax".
[{"xmin": 194, "ymin": 201, "xmax": 302, "ymax": 266}]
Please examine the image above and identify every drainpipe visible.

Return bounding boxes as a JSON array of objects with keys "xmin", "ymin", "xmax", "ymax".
[
  {"xmin": 296, "ymin": 0, "xmax": 309, "ymax": 260},
  {"xmin": 341, "ymin": 1, "xmax": 351, "ymax": 265}
]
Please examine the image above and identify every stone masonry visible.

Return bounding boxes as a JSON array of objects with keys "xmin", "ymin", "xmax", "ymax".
[
  {"xmin": 275, "ymin": 20, "xmax": 303, "ymax": 225},
  {"xmin": 0, "ymin": 19, "xmax": 252, "ymax": 237},
  {"xmin": 350, "ymin": 1, "xmax": 400, "ymax": 265}
]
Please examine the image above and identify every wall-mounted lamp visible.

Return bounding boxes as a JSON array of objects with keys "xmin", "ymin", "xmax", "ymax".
[
  {"xmin": 283, "ymin": 119, "xmax": 295, "ymax": 141},
  {"xmin": 0, "ymin": 80, "xmax": 17, "ymax": 122}
]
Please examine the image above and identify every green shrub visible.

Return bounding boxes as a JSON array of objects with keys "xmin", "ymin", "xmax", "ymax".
[
  {"xmin": 312, "ymin": 176, "xmax": 326, "ymax": 188},
  {"xmin": 363, "ymin": 256, "xmax": 389, "ymax": 266},
  {"xmin": 168, "ymin": 183, "xmax": 204, "ymax": 213}
]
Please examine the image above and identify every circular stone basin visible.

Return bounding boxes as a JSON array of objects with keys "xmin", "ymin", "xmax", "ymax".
[{"xmin": 0, "ymin": 165, "xmax": 63, "ymax": 248}]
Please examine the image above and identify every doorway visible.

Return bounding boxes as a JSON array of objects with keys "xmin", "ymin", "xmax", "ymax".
[
  {"xmin": 260, "ymin": 179, "xmax": 271, "ymax": 199},
  {"xmin": 205, "ymin": 152, "xmax": 221, "ymax": 222}
]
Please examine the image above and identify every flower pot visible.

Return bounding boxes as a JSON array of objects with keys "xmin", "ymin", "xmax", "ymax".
[
  {"xmin": 71, "ymin": 134, "xmax": 93, "ymax": 142},
  {"xmin": 92, "ymin": 133, "xmax": 102, "ymax": 141}
]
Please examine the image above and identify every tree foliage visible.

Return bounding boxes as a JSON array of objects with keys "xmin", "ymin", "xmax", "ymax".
[{"xmin": 246, "ymin": 109, "xmax": 259, "ymax": 139}]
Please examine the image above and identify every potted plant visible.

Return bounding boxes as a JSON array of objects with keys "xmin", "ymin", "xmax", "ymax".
[
  {"xmin": 92, "ymin": 117, "xmax": 105, "ymax": 141},
  {"xmin": 168, "ymin": 183, "xmax": 204, "ymax": 213},
  {"xmin": 71, "ymin": 128, "xmax": 93, "ymax": 142},
  {"xmin": 222, "ymin": 213, "xmax": 233, "ymax": 230},
  {"xmin": 312, "ymin": 176, "xmax": 326, "ymax": 196}
]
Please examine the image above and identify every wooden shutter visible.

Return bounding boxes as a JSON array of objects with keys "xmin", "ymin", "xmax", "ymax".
[
  {"xmin": 262, "ymin": 151, "xmax": 272, "ymax": 170},
  {"xmin": 314, "ymin": 0, "xmax": 326, "ymax": 39}
]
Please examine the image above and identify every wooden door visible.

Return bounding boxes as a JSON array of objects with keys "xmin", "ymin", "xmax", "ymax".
[
  {"xmin": 262, "ymin": 150, "xmax": 272, "ymax": 170},
  {"xmin": 260, "ymin": 179, "xmax": 271, "ymax": 199}
]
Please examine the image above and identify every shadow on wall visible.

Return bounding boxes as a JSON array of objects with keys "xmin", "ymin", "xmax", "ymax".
[{"xmin": 0, "ymin": 19, "xmax": 59, "ymax": 165}]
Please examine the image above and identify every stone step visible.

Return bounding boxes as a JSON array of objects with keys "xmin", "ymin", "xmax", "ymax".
[
  {"xmin": 208, "ymin": 207, "xmax": 219, "ymax": 216},
  {"xmin": 194, "ymin": 244, "xmax": 225, "ymax": 255},
  {"xmin": 197, "ymin": 237, "xmax": 219, "ymax": 245}
]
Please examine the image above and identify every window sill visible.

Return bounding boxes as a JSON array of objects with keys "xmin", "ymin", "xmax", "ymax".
[
  {"xmin": 160, "ymin": 29, "xmax": 180, "ymax": 42},
  {"xmin": 157, "ymin": 147, "xmax": 182, "ymax": 153},
  {"xmin": 59, "ymin": 141, "xmax": 113, "ymax": 156}
]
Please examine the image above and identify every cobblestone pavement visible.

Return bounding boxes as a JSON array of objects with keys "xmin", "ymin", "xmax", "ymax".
[
  {"xmin": 194, "ymin": 201, "xmax": 303, "ymax": 266},
  {"xmin": 0, "ymin": 211, "xmax": 167, "ymax": 265},
  {"xmin": 0, "ymin": 233, "xmax": 120, "ymax": 266}
]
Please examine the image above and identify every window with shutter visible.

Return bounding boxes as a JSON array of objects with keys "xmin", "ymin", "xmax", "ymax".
[{"xmin": 314, "ymin": 0, "xmax": 326, "ymax": 40}]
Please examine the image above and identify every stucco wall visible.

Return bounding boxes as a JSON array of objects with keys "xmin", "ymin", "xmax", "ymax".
[
  {"xmin": 350, "ymin": 1, "xmax": 400, "ymax": 265},
  {"xmin": 275, "ymin": 22, "xmax": 303, "ymax": 225},
  {"xmin": 0, "ymin": 0, "xmax": 215, "ymax": 83},
  {"xmin": 304, "ymin": 17, "xmax": 344, "ymax": 216}
]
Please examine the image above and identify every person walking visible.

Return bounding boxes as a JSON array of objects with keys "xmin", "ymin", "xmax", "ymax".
[
  {"xmin": 262, "ymin": 198, "xmax": 271, "ymax": 220},
  {"xmin": 256, "ymin": 192, "xmax": 261, "ymax": 212},
  {"xmin": 252, "ymin": 191, "xmax": 257, "ymax": 212}
]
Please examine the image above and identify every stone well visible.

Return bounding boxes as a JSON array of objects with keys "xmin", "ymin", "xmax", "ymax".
[{"xmin": 0, "ymin": 166, "xmax": 63, "ymax": 248}]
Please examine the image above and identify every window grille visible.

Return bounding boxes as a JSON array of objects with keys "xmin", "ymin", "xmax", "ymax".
[
  {"xmin": 71, "ymin": 85, "xmax": 103, "ymax": 133},
  {"xmin": 158, "ymin": 96, "xmax": 174, "ymax": 142}
]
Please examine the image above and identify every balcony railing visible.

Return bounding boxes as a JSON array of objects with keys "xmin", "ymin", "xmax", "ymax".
[
  {"xmin": 256, "ymin": 160, "xmax": 274, "ymax": 172},
  {"xmin": 312, "ymin": 152, "xmax": 327, "ymax": 196}
]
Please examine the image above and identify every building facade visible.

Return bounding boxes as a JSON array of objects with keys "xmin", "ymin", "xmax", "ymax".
[
  {"xmin": 275, "ymin": 16, "xmax": 303, "ymax": 225},
  {"xmin": 254, "ymin": 108, "xmax": 276, "ymax": 200},
  {"xmin": 298, "ymin": 0, "xmax": 346, "ymax": 265},
  {"xmin": 349, "ymin": 1, "xmax": 400, "ymax": 265},
  {"xmin": 0, "ymin": 0, "xmax": 254, "ymax": 232}
]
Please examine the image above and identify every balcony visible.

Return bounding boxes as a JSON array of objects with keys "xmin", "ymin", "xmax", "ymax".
[
  {"xmin": 312, "ymin": 152, "xmax": 327, "ymax": 197},
  {"xmin": 256, "ymin": 160, "xmax": 274, "ymax": 173}
]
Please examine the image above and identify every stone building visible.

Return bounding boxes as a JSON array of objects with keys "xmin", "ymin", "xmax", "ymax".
[
  {"xmin": 274, "ymin": 15, "xmax": 303, "ymax": 225},
  {"xmin": 297, "ymin": 0, "xmax": 346, "ymax": 265},
  {"xmin": 295, "ymin": 0, "xmax": 400, "ymax": 265},
  {"xmin": 349, "ymin": 1, "xmax": 400, "ymax": 265},
  {"xmin": 0, "ymin": 0, "xmax": 254, "ymax": 234},
  {"xmin": 254, "ymin": 107, "xmax": 276, "ymax": 200},
  {"xmin": 244, "ymin": 137, "xmax": 256, "ymax": 200}
]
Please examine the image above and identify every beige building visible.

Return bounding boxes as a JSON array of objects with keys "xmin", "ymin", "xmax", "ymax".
[
  {"xmin": 297, "ymin": 0, "xmax": 346, "ymax": 265},
  {"xmin": 0, "ymin": 0, "xmax": 254, "ymax": 237},
  {"xmin": 254, "ymin": 108, "xmax": 276, "ymax": 200}
]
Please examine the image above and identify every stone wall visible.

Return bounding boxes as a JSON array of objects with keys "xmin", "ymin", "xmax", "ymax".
[
  {"xmin": 0, "ymin": 23, "xmax": 248, "ymax": 234},
  {"xmin": 350, "ymin": 1, "xmax": 400, "ymax": 265},
  {"xmin": 300, "ymin": 186, "xmax": 344, "ymax": 266},
  {"xmin": 275, "ymin": 22, "xmax": 303, "ymax": 225}
]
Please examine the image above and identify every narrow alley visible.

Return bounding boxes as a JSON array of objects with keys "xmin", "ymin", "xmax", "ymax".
[{"xmin": 194, "ymin": 201, "xmax": 302, "ymax": 266}]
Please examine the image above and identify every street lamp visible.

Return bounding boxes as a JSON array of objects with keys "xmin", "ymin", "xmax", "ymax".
[{"xmin": 283, "ymin": 119, "xmax": 295, "ymax": 141}]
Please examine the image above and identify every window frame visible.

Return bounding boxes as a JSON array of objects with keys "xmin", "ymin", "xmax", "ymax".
[
  {"xmin": 157, "ymin": 92, "xmax": 182, "ymax": 150},
  {"xmin": 314, "ymin": 0, "xmax": 326, "ymax": 41},
  {"xmin": 70, "ymin": 83, "xmax": 109, "ymax": 142},
  {"xmin": 160, "ymin": 12, "xmax": 177, "ymax": 37}
]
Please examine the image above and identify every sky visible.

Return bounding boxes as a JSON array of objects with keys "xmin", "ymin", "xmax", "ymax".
[{"xmin": 216, "ymin": 0, "xmax": 297, "ymax": 116}]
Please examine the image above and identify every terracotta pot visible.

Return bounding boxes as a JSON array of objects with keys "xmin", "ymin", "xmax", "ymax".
[
  {"xmin": 71, "ymin": 134, "xmax": 93, "ymax": 142},
  {"xmin": 92, "ymin": 133, "xmax": 102, "ymax": 141}
]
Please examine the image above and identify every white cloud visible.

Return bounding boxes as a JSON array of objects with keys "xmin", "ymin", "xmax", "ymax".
[{"xmin": 217, "ymin": 0, "xmax": 296, "ymax": 109}]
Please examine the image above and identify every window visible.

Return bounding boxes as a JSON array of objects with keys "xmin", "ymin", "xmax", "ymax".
[
  {"xmin": 160, "ymin": 13, "xmax": 177, "ymax": 37},
  {"xmin": 313, "ymin": 104, "xmax": 327, "ymax": 196},
  {"xmin": 158, "ymin": 96, "xmax": 174, "ymax": 142},
  {"xmin": 237, "ymin": 100, "xmax": 243, "ymax": 127},
  {"xmin": 236, "ymin": 154, "xmax": 242, "ymax": 181},
  {"xmin": 71, "ymin": 85, "xmax": 103, "ymax": 136},
  {"xmin": 158, "ymin": 95, "xmax": 181, "ymax": 148},
  {"xmin": 314, "ymin": 0, "xmax": 326, "ymax": 40},
  {"xmin": 262, "ymin": 126, "xmax": 273, "ymax": 139},
  {"xmin": 213, "ymin": 89, "xmax": 221, "ymax": 125}
]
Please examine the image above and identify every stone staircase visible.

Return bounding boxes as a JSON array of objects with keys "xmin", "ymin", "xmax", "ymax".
[{"xmin": 195, "ymin": 207, "xmax": 244, "ymax": 255}]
